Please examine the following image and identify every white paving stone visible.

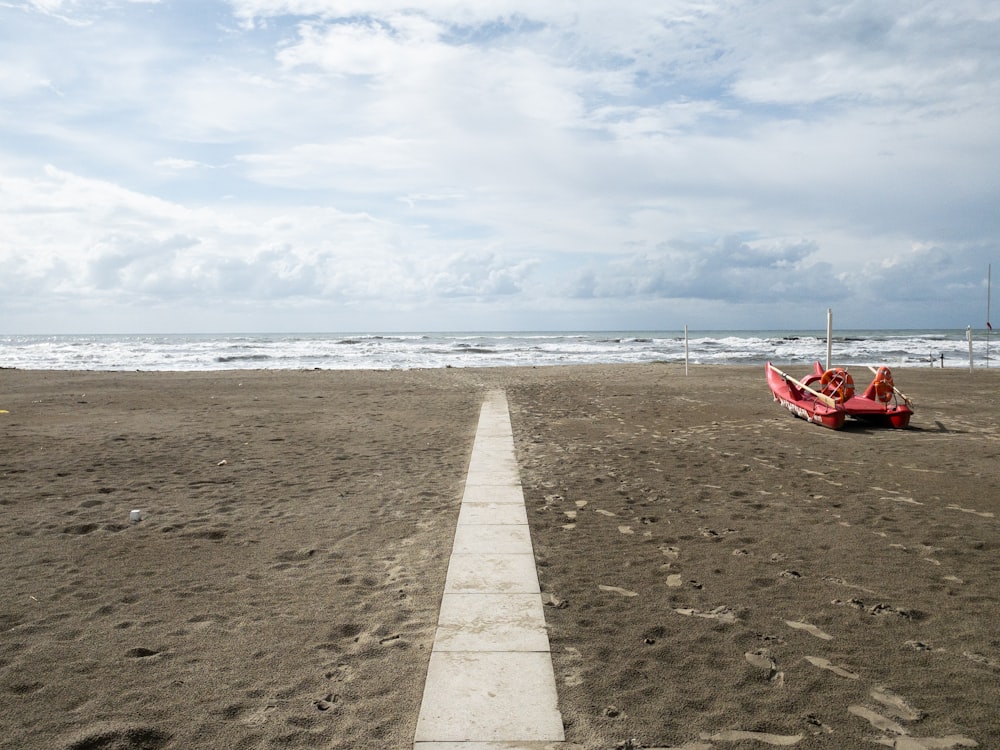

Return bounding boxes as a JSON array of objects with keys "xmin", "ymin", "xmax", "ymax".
[
  {"xmin": 457, "ymin": 502, "xmax": 529, "ymax": 526},
  {"xmin": 433, "ymin": 593, "xmax": 549, "ymax": 652},
  {"xmin": 460, "ymin": 484, "xmax": 526, "ymax": 503},
  {"xmin": 465, "ymin": 463, "xmax": 521, "ymax": 485},
  {"xmin": 414, "ymin": 652, "xmax": 564, "ymax": 743},
  {"xmin": 451, "ymin": 524, "xmax": 534, "ymax": 555},
  {"xmin": 443, "ymin": 553, "xmax": 541, "ymax": 594}
]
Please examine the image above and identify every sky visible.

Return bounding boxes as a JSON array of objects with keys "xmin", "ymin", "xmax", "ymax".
[{"xmin": 1, "ymin": 0, "xmax": 998, "ymax": 333}]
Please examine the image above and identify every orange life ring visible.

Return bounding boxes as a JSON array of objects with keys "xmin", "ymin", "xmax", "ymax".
[
  {"xmin": 820, "ymin": 367, "xmax": 855, "ymax": 404},
  {"xmin": 872, "ymin": 366, "xmax": 894, "ymax": 403}
]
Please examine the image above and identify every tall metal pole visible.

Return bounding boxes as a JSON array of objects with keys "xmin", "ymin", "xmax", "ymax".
[
  {"xmin": 968, "ymin": 325, "xmax": 974, "ymax": 373},
  {"xmin": 826, "ymin": 308, "xmax": 832, "ymax": 370},
  {"xmin": 988, "ymin": 264, "xmax": 992, "ymax": 368},
  {"xmin": 684, "ymin": 324, "xmax": 689, "ymax": 376}
]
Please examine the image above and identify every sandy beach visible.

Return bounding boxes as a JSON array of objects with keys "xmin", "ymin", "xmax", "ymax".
[{"xmin": 2, "ymin": 364, "xmax": 998, "ymax": 749}]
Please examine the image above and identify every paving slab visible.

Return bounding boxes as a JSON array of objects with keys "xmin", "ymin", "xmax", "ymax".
[
  {"xmin": 461, "ymin": 485, "xmax": 525, "ymax": 502},
  {"xmin": 466, "ymin": 453, "xmax": 520, "ymax": 473},
  {"xmin": 457, "ymin": 503, "xmax": 529, "ymax": 526},
  {"xmin": 414, "ymin": 652, "xmax": 564, "ymax": 742},
  {"xmin": 451, "ymin": 524, "xmax": 534, "ymax": 555},
  {"xmin": 433, "ymin": 593, "xmax": 549, "ymax": 652},
  {"xmin": 465, "ymin": 464, "xmax": 521, "ymax": 485},
  {"xmin": 443, "ymin": 552, "xmax": 541, "ymax": 595}
]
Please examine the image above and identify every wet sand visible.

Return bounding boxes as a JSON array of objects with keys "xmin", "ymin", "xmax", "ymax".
[{"xmin": 1, "ymin": 365, "xmax": 997, "ymax": 749}]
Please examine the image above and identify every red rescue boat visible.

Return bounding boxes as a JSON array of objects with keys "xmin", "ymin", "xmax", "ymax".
[{"xmin": 766, "ymin": 362, "xmax": 913, "ymax": 430}]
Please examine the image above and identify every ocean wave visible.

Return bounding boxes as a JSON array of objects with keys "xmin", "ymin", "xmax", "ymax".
[
  {"xmin": 4, "ymin": 329, "xmax": 994, "ymax": 370},
  {"xmin": 216, "ymin": 354, "xmax": 272, "ymax": 363}
]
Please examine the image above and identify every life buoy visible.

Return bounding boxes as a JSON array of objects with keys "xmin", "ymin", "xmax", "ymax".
[
  {"xmin": 820, "ymin": 367, "xmax": 855, "ymax": 404},
  {"xmin": 872, "ymin": 366, "xmax": 894, "ymax": 403}
]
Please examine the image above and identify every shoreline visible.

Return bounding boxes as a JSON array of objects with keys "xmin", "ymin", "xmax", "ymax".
[
  {"xmin": 2, "ymin": 365, "xmax": 998, "ymax": 748},
  {"xmin": 4, "ymin": 329, "xmax": 993, "ymax": 373}
]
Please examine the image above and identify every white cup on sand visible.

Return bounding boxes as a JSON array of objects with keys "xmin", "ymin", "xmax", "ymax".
[{"xmin": 129, "ymin": 509, "xmax": 143, "ymax": 522}]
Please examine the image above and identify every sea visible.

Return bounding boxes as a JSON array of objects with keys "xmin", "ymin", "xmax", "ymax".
[{"xmin": 0, "ymin": 330, "xmax": 993, "ymax": 371}]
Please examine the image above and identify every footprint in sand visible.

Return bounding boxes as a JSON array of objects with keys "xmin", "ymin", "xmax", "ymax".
[
  {"xmin": 67, "ymin": 727, "xmax": 170, "ymax": 749},
  {"xmin": 699, "ymin": 729, "xmax": 802, "ymax": 745},
  {"xmin": 314, "ymin": 693, "xmax": 339, "ymax": 711},
  {"xmin": 848, "ymin": 704, "xmax": 908, "ymax": 735},
  {"xmin": 745, "ymin": 649, "xmax": 784, "ymax": 684},
  {"xmin": 618, "ymin": 525, "xmax": 634, "ymax": 534},
  {"xmin": 745, "ymin": 650, "xmax": 775, "ymax": 670},
  {"xmin": 595, "ymin": 509, "xmax": 616, "ymax": 517},
  {"xmin": 892, "ymin": 737, "xmax": 980, "ymax": 749},
  {"xmin": 832, "ymin": 599, "xmax": 919, "ymax": 619},
  {"xmin": 870, "ymin": 686, "xmax": 924, "ymax": 721},
  {"xmin": 660, "ymin": 545, "xmax": 681, "ymax": 559},
  {"xmin": 673, "ymin": 606, "xmax": 737, "ymax": 624},
  {"xmin": 785, "ymin": 620, "xmax": 833, "ymax": 640},
  {"xmin": 598, "ymin": 585, "xmax": 638, "ymax": 597},
  {"xmin": 541, "ymin": 592, "xmax": 567, "ymax": 608},
  {"xmin": 963, "ymin": 651, "xmax": 1000, "ymax": 669},
  {"xmin": 851, "ymin": 705, "xmax": 978, "ymax": 750},
  {"xmin": 884, "ymin": 496, "xmax": 923, "ymax": 505},
  {"xmin": 946, "ymin": 504, "xmax": 994, "ymax": 518},
  {"xmin": 805, "ymin": 714, "xmax": 833, "ymax": 734},
  {"xmin": 699, "ymin": 527, "xmax": 736, "ymax": 539},
  {"xmin": 243, "ymin": 701, "xmax": 279, "ymax": 725},
  {"xmin": 823, "ymin": 575, "xmax": 878, "ymax": 595},
  {"xmin": 665, "ymin": 575, "xmax": 701, "ymax": 590},
  {"xmin": 868, "ymin": 602, "xmax": 919, "ymax": 619},
  {"xmin": 561, "ymin": 646, "xmax": 584, "ymax": 687},
  {"xmin": 804, "ymin": 656, "xmax": 859, "ymax": 679}
]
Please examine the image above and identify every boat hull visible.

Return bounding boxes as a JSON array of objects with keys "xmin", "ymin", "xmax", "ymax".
[
  {"xmin": 766, "ymin": 362, "xmax": 913, "ymax": 430},
  {"xmin": 766, "ymin": 362, "xmax": 846, "ymax": 429}
]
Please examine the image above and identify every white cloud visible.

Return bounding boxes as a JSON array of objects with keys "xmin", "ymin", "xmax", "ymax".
[
  {"xmin": 154, "ymin": 157, "xmax": 211, "ymax": 171},
  {"xmin": 0, "ymin": 0, "xmax": 997, "ymax": 332},
  {"xmin": 237, "ymin": 137, "xmax": 431, "ymax": 189}
]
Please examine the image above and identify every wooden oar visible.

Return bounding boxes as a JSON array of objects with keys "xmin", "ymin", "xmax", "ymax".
[
  {"xmin": 768, "ymin": 363, "xmax": 838, "ymax": 408},
  {"xmin": 867, "ymin": 365, "xmax": 913, "ymax": 406}
]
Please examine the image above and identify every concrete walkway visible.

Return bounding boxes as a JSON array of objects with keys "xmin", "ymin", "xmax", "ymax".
[{"xmin": 414, "ymin": 391, "xmax": 565, "ymax": 750}]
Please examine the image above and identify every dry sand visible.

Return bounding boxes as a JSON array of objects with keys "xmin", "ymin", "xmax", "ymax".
[{"xmin": 1, "ymin": 364, "xmax": 998, "ymax": 749}]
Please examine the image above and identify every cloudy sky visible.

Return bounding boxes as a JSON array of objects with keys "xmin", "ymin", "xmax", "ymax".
[{"xmin": 1, "ymin": 0, "xmax": 997, "ymax": 333}]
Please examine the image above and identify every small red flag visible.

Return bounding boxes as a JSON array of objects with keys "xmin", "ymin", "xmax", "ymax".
[{"xmin": 989, "ymin": 321, "xmax": 994, "ymax": 331}]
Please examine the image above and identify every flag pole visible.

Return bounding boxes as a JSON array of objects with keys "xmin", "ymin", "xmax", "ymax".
[
  {"xmin": 684, "ymin": 325, "xmax": 689, "ymax": 376},
  {"xmin": 968, "ymin": 325, "xmax": 974, "ymax": 373},
  {"xmin": 826, "ymin": 308, "xmax": 832, "ymax": 371},
  {"xmin": 988, "ymin": 264, "xmax": 992, "ymax": 368}
]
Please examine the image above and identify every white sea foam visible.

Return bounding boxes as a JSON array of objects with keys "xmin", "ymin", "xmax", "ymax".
[{"xmin": 0, "ymin": 330, "xmax": 992, "ymax": 371}]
